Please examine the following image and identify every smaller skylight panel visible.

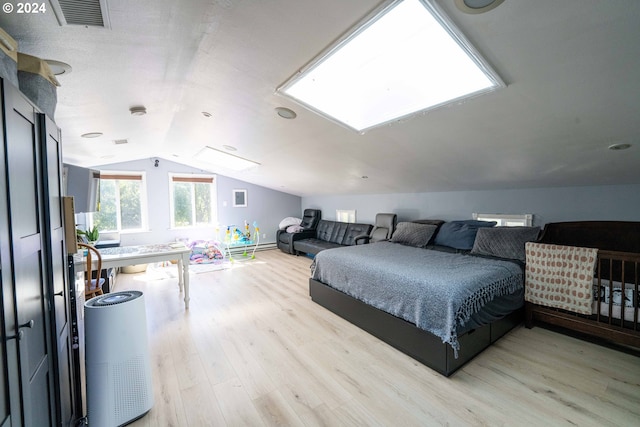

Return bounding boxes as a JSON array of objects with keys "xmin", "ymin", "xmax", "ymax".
[
  {"xmin": 196, "ymin": 146, "xmax": 260, "ymax": 171},
  {"xmin": 278, "ymin": 0, "xmax": 504, "ymax": 132}
]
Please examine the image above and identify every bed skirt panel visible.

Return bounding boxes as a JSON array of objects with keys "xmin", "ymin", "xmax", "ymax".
[{"xmin": 309, "ymin": 278, "xmax": 523, "ymax": 376}]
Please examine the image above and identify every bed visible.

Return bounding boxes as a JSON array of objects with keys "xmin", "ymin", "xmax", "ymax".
[
  {"xmin": 309, "ymin": 221, "xmax": 538, "ymax": 376},
  {"xmin": 524, "ymin": 221, "xmax": 640, "ymax": 349}
]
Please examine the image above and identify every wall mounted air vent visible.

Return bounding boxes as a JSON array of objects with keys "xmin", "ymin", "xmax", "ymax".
[{"xmin": 49, "ymin": 0, "xmax": 111, "ymax": 28}]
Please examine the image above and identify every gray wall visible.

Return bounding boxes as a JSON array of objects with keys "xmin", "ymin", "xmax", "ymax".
[
  {"xmin": 87, "ymin": 158, "xmax": 301, "ymax": 246},
  {"xmin": 74, "ymin": 156, "xmax": 638, "ymax": 246},
  {"xmin": 303, "ymin": 184, "xmax": 640, "ymax": 227}
]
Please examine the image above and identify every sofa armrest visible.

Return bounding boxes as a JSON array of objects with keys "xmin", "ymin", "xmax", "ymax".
[
  {"xmin": 354, "ymin": 234, "xmax": 370, "ymax": 245},
  {"xmin": 277, "ymin": 229, "xmax": 317, "ymax": 254}
]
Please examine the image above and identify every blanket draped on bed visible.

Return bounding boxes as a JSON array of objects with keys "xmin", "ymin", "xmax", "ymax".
[
  {"xmin": 524, "ymin": 242, "xmax": 598, "ymax": 315},
  {"xmin": 311, "ymin": 242, "xmax": 523, "ymax": 355}
]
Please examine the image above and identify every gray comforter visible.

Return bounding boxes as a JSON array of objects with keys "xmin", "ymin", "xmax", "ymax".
[{"xmin": 311, "ymin": 241, "xmax": 524, "ymax": 354}]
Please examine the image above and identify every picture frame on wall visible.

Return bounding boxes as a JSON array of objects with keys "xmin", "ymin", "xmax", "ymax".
[{"xmin": 233, "ymin": 189, "xmax": 247, "ymax": 207}]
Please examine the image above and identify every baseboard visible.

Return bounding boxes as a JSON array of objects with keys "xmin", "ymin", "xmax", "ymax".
[{"xmin": 226, "ymin": 242, "xmax": 276, "ymax": 254}]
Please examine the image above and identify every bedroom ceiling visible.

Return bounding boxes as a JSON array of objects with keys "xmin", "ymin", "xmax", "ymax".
[{"xmin": 1, "ymin": 0, "xmax": 639, "ymax": 197}]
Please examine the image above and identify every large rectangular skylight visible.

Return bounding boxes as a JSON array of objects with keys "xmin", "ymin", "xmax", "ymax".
[{"xmin": 277, "ymin": 0, "xmax": 504, "ymax": 133}]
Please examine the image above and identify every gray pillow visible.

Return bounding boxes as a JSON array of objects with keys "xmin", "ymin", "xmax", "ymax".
[
  {"xmin": 470, "ymin": 226, "xmax": 541, "ymax": 261},
  {"xmin": 391, "ymin": 222, "xmax": 438, "ymax": 247}
]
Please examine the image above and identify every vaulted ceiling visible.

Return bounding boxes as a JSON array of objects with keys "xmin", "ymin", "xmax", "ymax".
[{"xmin": 2, "ymin": 0, "xmax": 639, "ymax": 196}]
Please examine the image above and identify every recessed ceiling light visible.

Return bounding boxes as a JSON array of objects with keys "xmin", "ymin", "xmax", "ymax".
[
  {"xmin": 222, "ymin": 145, "xmax": 237, "ymax": 151},
  {"xmin": 114, "ymin": 139, "xmax": 129, "ymax": 145},
  {"xmin": 608, "ymin": 143, "xmax": 632, "ymax": 151},
  {"xmin": 130, "ymin": 106, "xmax": 147, "ymax": 116},
  {"xmin": 202, "ymin": 111, "xmax": 212, "ymax": 117},
  {"xmin": 275, "ymin": 107, "xmax": 297, "ymax": 119},
  {"xmin": 81, "ymin": 132, "xmax": 103, "ymax": 138},
  {"xmin": 361, "ymin": 175, "xmax": 369, "ymax": 179},
  {"xmin": 44, "ymin": 59, "xmax": 72, "ymax": 75},
  {"xmin": 454, "ymin": 0, "xmax": 505, "ymax": 14}
]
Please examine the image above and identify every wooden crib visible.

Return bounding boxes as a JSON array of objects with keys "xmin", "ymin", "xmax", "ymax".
[{"xmin": 525, "ymin": 221, "xmax": 640, "ymax": 349}]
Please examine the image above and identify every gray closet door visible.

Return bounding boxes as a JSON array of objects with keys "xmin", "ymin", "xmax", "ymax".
[
  {"xmin": 3, "ymin": 81, "xmax": 55, "ymax": 426},
  {"xmin": 41, "ymin": 114, "xmax": 77, "ymax": 425},
  {"xmin": 0, "ymin": 82, "xmax": 19, "ymax": 427}
]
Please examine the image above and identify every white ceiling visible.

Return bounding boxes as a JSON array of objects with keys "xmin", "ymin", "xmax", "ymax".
[{"xmin": 2, "ymin": 0, "xmax": 639, "ymax": 197}]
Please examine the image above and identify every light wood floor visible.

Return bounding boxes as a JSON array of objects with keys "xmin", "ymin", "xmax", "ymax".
[{"xmin": 112, "ymin": 249, "xmax": 640, "ymax": 426}]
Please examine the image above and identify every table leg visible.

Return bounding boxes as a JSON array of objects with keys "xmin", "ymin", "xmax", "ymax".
[
  {"xmin": 177, "ymin": 259, "xmax": 184, "ymax": 292},
  {"xmin": 182, "ymin": 253, "xmax": 190, "ymax": 309}
]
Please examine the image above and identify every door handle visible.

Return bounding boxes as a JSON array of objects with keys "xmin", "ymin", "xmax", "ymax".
[
  {"xmin": 6, "ymin": 320, "xmax": 34, "ymax": 341},
  {"xmin": 54, "ymin": 290, "xmax": 64, "ymax": 297}
]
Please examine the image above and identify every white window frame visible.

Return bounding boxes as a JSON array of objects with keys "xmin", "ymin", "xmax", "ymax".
[
  {"xmin": 336, "ymin": 209, "xmax": 357, "ymax": 223},
  {"xmin": 169, "ymin": 173, "xmax": 217, "ymax": 229},
  {"xmin": 472, "ymin": 213, "xmax": 533, "ymax": 227},
  {"xmin": 93, "ymin": 171, "xmax": 149, "ymax": 233}
]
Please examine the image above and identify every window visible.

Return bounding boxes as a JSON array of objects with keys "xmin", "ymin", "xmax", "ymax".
[
  {"xmin": 93, "ymin": 172, "xmax": 148, "ymax": 233},
  {"xmin": 336, "ymin": 209, "xmax": 356, "ymax": 223},
  {"xmin": 473, "ymin": 213, "xmax": 533, "ymax": 227},
  {"xmin": 277, "ymin": 0, "xmax": 504, "ymax": 132},
  {"xmin": 169, "ymin": 174, "xmax": 217, "ymax": 228}
]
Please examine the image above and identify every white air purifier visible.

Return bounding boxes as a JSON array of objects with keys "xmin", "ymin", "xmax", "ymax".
[{"xmin": 85, "ymin": 291, "xmax": 154, "ymax": 427}]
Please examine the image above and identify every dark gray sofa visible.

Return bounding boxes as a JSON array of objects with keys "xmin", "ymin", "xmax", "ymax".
[{"xmin": 293, "ymin": 220, "xmax": 372, "ymax": 256}]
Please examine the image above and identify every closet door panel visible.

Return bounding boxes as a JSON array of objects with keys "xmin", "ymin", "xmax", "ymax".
[{"xmin": 4, "ymin": 80, "xmax": 54, "ymax": 426}]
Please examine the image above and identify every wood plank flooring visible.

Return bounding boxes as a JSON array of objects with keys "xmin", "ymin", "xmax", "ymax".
[{"xmin": 111, "ymin": 249, "xmax": 640, "ymax": 426}]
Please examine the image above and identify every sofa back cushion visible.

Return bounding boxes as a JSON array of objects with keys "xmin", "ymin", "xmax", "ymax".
[
  {"xmin": 301, "ymin": 209, "xmax": 321, "ymax": 229},
  {"xmin": 342, "ymin": 223, "xmax": 373, "ymax": 246},
  {"xmin": 315, "ymin": 220, "xmax": 336, "ymax": 242},
  {"xmin": 316, "ymin": 220, "xmax": 348, "ymax": 244},
  {"xmin": 316, "ymin": 220, "xmax": 373, "ymax": 246}
]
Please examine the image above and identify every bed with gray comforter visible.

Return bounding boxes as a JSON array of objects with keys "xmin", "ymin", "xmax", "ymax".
[
  {"xmin": 311, "ymin": 241, "xmax": 524, "ymax": 355},
  {"xmin": 311, "ymin": 241, "xmax": 524, "ymax": 356}
]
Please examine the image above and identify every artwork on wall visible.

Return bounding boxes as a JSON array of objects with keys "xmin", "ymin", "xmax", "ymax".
[{"xmin": 233, "ymin": 189, "xmax": 247, "ymax": 207}]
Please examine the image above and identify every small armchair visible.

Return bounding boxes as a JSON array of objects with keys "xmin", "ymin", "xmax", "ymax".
[
  {"xmin": 355, "ymin": 213, "xmax": 397, "ymax": 245},
  {"xmin": 277, "ymin": 209, "xmax": 321, "ymax": 254}
]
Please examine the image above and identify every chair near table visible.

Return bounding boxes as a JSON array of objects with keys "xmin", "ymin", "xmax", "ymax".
[{"xmin": 78, "ymin": 243, "xmax": 105, "ymax": 299}]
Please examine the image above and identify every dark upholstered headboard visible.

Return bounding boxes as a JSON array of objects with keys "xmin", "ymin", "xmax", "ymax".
[{"xmin": 538, "ymin": 221, "xmax": 640, "ymax": 254}]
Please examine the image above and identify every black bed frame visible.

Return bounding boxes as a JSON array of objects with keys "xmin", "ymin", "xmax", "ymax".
[{"xmin": 309, "ymin": 278, "xmax": 523, "ymax": 376}]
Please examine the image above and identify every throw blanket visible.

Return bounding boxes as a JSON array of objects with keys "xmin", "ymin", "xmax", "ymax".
[
  {"xmin": 311, "ymin": 242, "xmax": 523, "ymax": 355},
  {"xmin": 524, "ymin": 242, "xmax": 598, "ymax": 315}
]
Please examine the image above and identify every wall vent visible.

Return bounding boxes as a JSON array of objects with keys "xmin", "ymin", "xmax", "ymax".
[
  {"xmin": 49, "ymin": 0, "xmax": 111, "ymax": 28},
  {"xmin": 113, "ymin": 139, "xmax": 128, "ymax": 145}
]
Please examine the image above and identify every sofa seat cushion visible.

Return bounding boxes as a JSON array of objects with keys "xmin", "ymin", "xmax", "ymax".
[{"xmin": 294, "ymin": 238, "xmax": 343, "ymax": 255}]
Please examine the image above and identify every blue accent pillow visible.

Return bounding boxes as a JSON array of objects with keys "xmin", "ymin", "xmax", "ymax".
[{"xmin": 433, "ymin": 220, "xmax": 497, "ymax": 250}]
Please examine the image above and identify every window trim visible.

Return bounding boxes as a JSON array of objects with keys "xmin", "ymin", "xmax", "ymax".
[
  {"xmin": 169, "ymin": 173, "xmax": 217, "ymax": 229},
  {"xmin": 472, "ymin": 213, "xmax": 533, "ymax": 227},
  {"xmin": 93, "ymin": 170, "xmax": 148, "ymax": 233}
]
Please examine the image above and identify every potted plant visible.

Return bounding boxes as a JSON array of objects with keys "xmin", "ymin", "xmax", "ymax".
[{"xmin": 77, "ymin": 225, "xmax": 100, "ymax": 245}]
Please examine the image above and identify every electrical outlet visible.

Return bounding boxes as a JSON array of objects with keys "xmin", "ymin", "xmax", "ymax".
[{"xmin": 262, "ymin": 233, "xmax": 266, "ymax": 239}]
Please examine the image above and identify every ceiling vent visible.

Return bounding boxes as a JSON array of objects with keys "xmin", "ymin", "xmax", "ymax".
[{"xmin": 49, "ymin": 0, "xmax": 111, "ymax": 28}]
